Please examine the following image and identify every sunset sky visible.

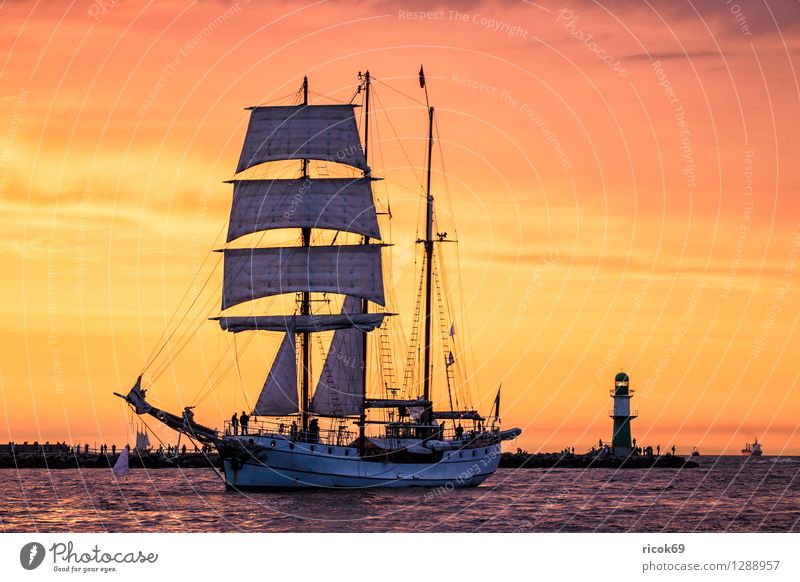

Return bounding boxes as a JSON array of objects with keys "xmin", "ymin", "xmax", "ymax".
[{"xmin": 1, "ymin": 0, "xmax": 799, "ymax": 454}]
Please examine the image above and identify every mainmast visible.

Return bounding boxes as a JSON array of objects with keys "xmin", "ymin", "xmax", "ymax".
[
  {"xmin": 422, "ymin": 105, "xmax": 435, "ymax": 421},
  {"xmin": 301, "ymin": 75, "xmax": 311, "ymax": 433}
]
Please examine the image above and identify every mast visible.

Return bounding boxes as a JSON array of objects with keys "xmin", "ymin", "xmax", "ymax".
[
  {"xmin": 359, "ymin": 70, "xmax": 371, "ymax": 454},
  {"xmin": 422, "ymin": 105, "xmax": 434, "ymax": 421},
  {"xmin": 301, "ymin": 75, "xmax": 310, "ymax": 433}
]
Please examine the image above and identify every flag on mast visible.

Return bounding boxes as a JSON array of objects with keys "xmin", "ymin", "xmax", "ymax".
[
  {"xmin": 447, "ymin": 352, "xmax": 455, "ymax": 367},
  {"xmin": 449, "ymin": 322, "xmax": 455, "ymax": 337},
  {"xmin": 419, "ymin": 65, "xmax": 426, "ymax": 88}
]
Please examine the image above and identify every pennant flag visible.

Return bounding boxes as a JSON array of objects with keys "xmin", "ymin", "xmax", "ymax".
[
  {"xmin": 419, "ymin": 65, "xmax": 426, "ymax": 88},
  {"xmin": 449, "ymin": 322, "xmax": 455, "ymax": 337},
  {"xmin": 493, "ymin": 385, "xmax": 502, "ymax": 418},
  {"xmin": 447, "ymin": 352, "xmax": 455, "ymax": 367}
]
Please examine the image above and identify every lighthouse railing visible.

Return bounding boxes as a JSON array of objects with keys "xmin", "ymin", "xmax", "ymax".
[
  {"xmin": 608, "ymin": 409, "xmax": 638, "ymax": 418},
  {"xmin": 609, "ymin": 389, "xmax": 635, "ymax": 397}
]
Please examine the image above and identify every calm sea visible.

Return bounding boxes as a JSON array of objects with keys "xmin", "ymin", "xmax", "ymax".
[{"xmin": 1, "ymin": 457, "xmax": 797, "ymax": 532}]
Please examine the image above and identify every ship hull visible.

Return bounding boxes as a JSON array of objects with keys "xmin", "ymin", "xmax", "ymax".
[{"xmin": 219, "ymin": 435, "xmax": 501, "ymax": 489}]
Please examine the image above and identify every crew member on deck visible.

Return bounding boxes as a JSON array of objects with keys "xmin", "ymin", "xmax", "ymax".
[
  {"xmin": 240, "ymin": 411, "xmax": 249, "ymax": 435},
  {"xmin": 231, "ymin": 412, "xmax": 239, "ymax": 436}
]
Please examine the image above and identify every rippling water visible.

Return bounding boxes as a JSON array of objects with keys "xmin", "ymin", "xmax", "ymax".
[{"xmin": 1, "ymin": 457, "xmax": 797, "ymax": 532}]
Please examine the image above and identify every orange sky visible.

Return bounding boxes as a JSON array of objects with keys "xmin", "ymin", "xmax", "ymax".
[{"xmin": 1, "ymin": 0, "xmax": 799, "ymax": 454}]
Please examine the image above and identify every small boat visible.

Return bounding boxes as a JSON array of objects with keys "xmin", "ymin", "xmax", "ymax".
[
  {"xmin": 691, "ymin": 446, "xmax": 700, "ymax": 457},
  {"xmin": 741, "ymin": 439, "xmax": 763, "ymax": 456}
]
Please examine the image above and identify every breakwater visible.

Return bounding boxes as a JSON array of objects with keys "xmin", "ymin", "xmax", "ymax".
[
  {"xmin": 0, "ymin": 446, "xmax": 221, "ymax": 470},
  {"xmin": 499, "ymin": 451, "xmax": 698, "ymax": 469},
  {"xmin": 1, "ymin": 444, "xmax": 698, "ymax": 470}
]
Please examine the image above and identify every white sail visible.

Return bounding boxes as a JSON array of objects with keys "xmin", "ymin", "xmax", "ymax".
[
  {"xmin": 310, "ymin": 296, "xmax": 365, "ymax": 417},
  {"xmin": 222, "ymin": 245, "xmax": 385, "ymax": 309},
  {"xmin": 218, "ymin": 312, "xmax": 386, "ymax": 333},
  {"xmin": 134, "ymin": 430, "xmax": 150, "ymax": 451},
  {"xmin": 112, "ymin": 447, "xmax": 129, "ymax": 478},
  {"xmin": 237, "ymin": 105, "xmax": 367, "ymax": 173},
  {"xmin": 227, "ymin": 178, "xmax": 381, "ymax": 242},
  {"xmin": 253, "ymin": 322, "xmax": 298, "ymax": 416}
]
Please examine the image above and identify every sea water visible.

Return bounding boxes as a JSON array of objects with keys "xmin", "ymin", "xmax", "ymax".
[{"xmin": 1, "ymin": 456, "xmax": 797, "ymax": 532}]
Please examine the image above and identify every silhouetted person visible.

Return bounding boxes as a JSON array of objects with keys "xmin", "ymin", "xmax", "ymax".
[
  {"xmin": 455, "ymin": 424, "xmax": 464, "ymax": 439},
  {"xmin": 231, "ymin": 412, "xmax": 239, "ymax": 436},
  {"xmin": 290, "ymin": 421, "xmax": 298, "ymax": 440},
  {"xmin": 309, "ymin": 418, "xmax": 319, "ymax": 442},
  {"xmin": 657, "ymin": 444, "xmax": 661, "ymax": 456},
  {"xmin": 84, "ymin": 443, "xmax": 89, "ymax": 454},
  {"xmin": 240, "ymin": 411, "xmax": 249, "ymax": 435},
  {"xmin": 671, "ymin": 445, "xmax": 676, "ymax": 456},
  {"xmin": 181, "ymin": 444, "xmax": 186, "ymax": 456}
]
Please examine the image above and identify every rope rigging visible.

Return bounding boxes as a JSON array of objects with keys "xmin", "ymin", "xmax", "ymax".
[{"xmin": 134, "ymin": 72, "xmax": 481, "ymax": 427}]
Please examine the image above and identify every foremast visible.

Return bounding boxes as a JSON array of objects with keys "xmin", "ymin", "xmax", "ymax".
[
  {"xmin": 358, "ymin": 70, "xmax": 372, "ymax": 454},
  {"xmin": 300, "ymin": 75, "xmax": 311, "ymax": 433}
]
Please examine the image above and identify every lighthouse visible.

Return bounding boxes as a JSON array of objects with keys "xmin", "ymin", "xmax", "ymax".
[{"xmin": 610, "ymin": 371, "xmax": 637, "ymax": 457}]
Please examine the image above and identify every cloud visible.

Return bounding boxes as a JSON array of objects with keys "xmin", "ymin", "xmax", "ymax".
[
  {"xmin": 565, "ymin": 0, "xmax": 800, "ymax": 39},
  {"xmin": 625, "ymin": 50, "xmax": 725, "ymax": 61}
]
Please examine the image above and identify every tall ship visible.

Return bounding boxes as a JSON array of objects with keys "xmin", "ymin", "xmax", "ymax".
[
  {"xmin": 742, "ymin": 439, "xmax": 763, "ymax": 456},
  {"xmin": 116, "ymin": 70, "xmax": 521, "ymax": 489}
]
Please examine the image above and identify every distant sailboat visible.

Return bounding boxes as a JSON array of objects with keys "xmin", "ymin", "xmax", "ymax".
[
  {"xmin": 742, "ymin": 439, "xmax": 763, "ymax": 456},
  {"xmin": 116, "ymin": 69, "xmax": 521, "ymax": 490},
  {"xmin": 134, "ymin": 425, "xmax": 151, "ymax": 453}
]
